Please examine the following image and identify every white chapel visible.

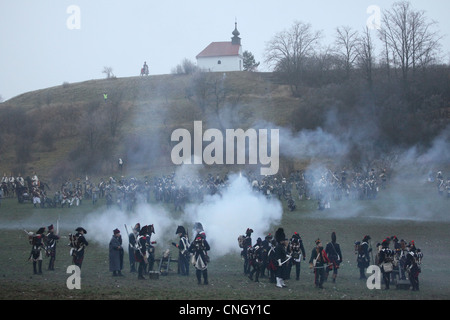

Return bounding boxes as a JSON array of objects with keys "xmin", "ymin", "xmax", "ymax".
[{"xmin": 196, "ymin": 22, "xmax": 243, "ymax": 72}]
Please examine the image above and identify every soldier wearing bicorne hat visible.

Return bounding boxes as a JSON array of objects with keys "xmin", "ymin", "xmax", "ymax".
[{"xmin": 46, "ymin": 224, "xmax": 60, "ymax": 271}]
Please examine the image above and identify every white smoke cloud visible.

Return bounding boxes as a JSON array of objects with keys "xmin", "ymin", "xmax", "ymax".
[
  {"xmin": 78, "ymin": 172, "xmax": 283, "ymax": 259},
  {"xmin": 183, "ymin": 173, "xmax": 283, "ymax": 258}
]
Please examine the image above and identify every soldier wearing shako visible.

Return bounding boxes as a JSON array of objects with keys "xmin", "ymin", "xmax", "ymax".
[
  {"xmin": 248, "ymin": 237, "xmax": 264, "ymax": 282},
  {"xmin": 325, "ymin": 232, "xmax": 342, "ymax": 283},
  {"xmin": 145, "ymin": 224, "xmax": 157, "ymax": 273},
  {"xmin": 309, "ymin": 238, "xmax": 331, "ymax": 289},
  {"xmin": 69, "ymin": 227, "xmax": 88, "ymax": 269},
  {"xmin": 172, "ymin": 225, "xmax": 190, "ymax": 276},
  {"xmin": 355, "ymin": 235, "xmax": 372, "ymax": 280},
  {"xmin": 260, "ymin": 233, "xmax": 273, "ymax": 278},
  {"xmin": 46, "ymin": 224, "xmax": 60, "ymax": 271},
  {"xmin": 242, "ymin": 228, "xmax": 253, "ymax": 275},
  {"xmin": 135, "ymin": 225, "xmax": 149, "ymax": 280},
  {"xmin": 287, "ymin": 232, "xmax": 306, "ymax": 281},
  {"xmin": 28, "ymin": 227, "xmax": 46, "ymax": 275},
  {"xmin": 378, "ymin": 238, "xmax": 395, "ymax": 289},
  {"xmin": 405, "ymin": 240, "xmax": 423, "ymax": 291}
]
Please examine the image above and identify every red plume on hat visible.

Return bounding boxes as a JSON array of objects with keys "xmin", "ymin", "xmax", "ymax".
[{"xmin": 113, "ymin": 228, "xmax": 120, "ymax": 235}]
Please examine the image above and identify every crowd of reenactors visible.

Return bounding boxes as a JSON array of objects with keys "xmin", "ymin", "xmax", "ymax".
[
  {"xmin": 24, "ymin": 219, "xmax": 423, "ymax": 292},
  {"xmin": 2, "ymin": 165, "xmax": 392, "ymax": 212},
  {"xmin": 3, "ymin": 166, "xmax": 449, "ymax": 214},
  {"xmin": 238, "ymin": 228, "xmax": 343, "ymax": 289},
  {"xmin": 238, "ymin": 227, "xmax": 423, "ymax": 291},
  {"xmin": 355, "ymin": 235, "xmax": 423, "ymax": 291},
  {"xmin": 26, "ymin": 224, "xmax": 88, "ymax": 274}
]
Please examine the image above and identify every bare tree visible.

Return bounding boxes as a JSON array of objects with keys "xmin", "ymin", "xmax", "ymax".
[
  {"xmin": 264, "ymin": 21, "xmax": 323, "ymax": 96},
  {"xmin": 378, "ymin": 1, "xmax": 442, "ymax": 86},
  {"xmin": 335, "ymin": 26, "xmax": 359, "ymax": 79},
  {"xmin": 356, "ymin": 26, "xmax": 376, "ymax": 88},
  {"xmin": 102, "ymin": 66, "xmax": 115, "ymax": 79},
  {"xmin": 171, "ymin": 58, "xmax": 199, "ymax": 75}
]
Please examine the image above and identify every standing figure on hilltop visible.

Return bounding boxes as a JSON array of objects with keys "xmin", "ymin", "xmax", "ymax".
[{"xmin": 141, "ymin": 61, "xmax": 149, "ymax": 76}]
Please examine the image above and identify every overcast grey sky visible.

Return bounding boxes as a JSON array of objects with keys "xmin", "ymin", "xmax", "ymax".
[{"xmin": 1, "ymin": 0, "xmax": 449, "ymax": 101}]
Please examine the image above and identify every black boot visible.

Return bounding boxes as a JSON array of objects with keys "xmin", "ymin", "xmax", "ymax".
[
  {"xmin": 38, "ymin": 260, "xmax": 43, "ymax": 274},
  {"xmin": 196, "ymin": 270, "xmax": 202, "ymax": 284},
  {"xmin": 203, "ymin": 270, "xmax": 208, "ymax": 285},
  {"xmin": 33, "ymin": 261, "xmax": 37, "ymax": 274}
]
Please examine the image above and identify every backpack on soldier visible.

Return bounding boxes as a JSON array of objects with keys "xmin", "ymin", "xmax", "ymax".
[{"xmin": 238, "ymin": 235, "xmax": 245, "ymax": 248}]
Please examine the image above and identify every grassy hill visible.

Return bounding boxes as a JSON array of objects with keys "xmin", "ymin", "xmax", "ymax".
[
  {"xmin": 1, "ymin": 69, "xmax": 448, "ymax": 187},
  {"xmin": 0, "ymin": 72, "xmax": 303, "ymax": 185}
]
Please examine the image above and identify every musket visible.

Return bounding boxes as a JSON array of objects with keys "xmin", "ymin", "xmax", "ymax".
[
  {"xmin": 278, "ymin": 255, "xmax": 292, "ymax": 266},
  {"xmin": 125, "ymin": 224, "xmax": 138, "ymax": 251}
]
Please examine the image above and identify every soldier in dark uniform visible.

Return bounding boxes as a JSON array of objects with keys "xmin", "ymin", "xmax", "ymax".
[
  {"xmin": 242, "ymin": 228, "xmax": 253, "ymax": 275},
  {"xmin": 69, "ymin": 227, "xmax": 88, "ymax": 269},
  {"xmin": 189, "ymin": 231, "xmax": 210, "ymax": 285},
  {"xmin": 287, "ymin": 232, "xmax": 306, "ymax": 281},
  {"xmin": 309, "ymin": 238, "xmax": 331, "ymax": 289},
  {"xmin": 28, "ymin": 227, "xmax": 46, "ymax": 275},
  {"xmin": 260, "ymin": 233, "xmax": 273, "ymax": 278},
  {"xmin": 378, "ymin": 238, "xmax": 394, "ymax": 289},
  {"xmin": 355, "ymin": 235, "xmax": 372, "ymax": 280},
  {"xmin": 128, "ymin": 223, "xmax": 140, "ymax": 273},
  {"xmin": 274, "ymin": 228, "xmax": 290, "ymax": 288},
  {"xmin": 405, "ymin": 241, "xmax": 423, "ymax": 291},
  {"xmin": 135, "ymin": 225, "xmax": 149, "ymax": 279},
  {"xmin": 172, "ymin": 225, "xmax": 190, "ymax": 276},
  {"xmin": 145, "ymin": 224, "xmax": 156, "ymax": 273},
  {"xmin": 248, "ymin": 237, "xmax": 264, "ymax": 282},
  {"xmin": 109, "ymin": 228, "xmax": 124, "ymax": 277},
  {"xmin": 325, "ymin": 232, "xmax": 342, "ymax": 283},
  {"xmin": 46, "ymin": 224, "xmax": 60, "ymax": 271},
  {"xmin": 267, "ymin": 238, "xmax": 277, "ymax": 284}
]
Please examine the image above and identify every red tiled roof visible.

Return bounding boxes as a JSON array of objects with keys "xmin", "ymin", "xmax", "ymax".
[{"xmin": 196, "ymin": 42, "xmax": 241, "ymax": 58}]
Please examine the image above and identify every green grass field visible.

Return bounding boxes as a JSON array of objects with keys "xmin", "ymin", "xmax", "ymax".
[{"xmin": 1, "ymin": 180, "xmax": 449, "ymax": 301}]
